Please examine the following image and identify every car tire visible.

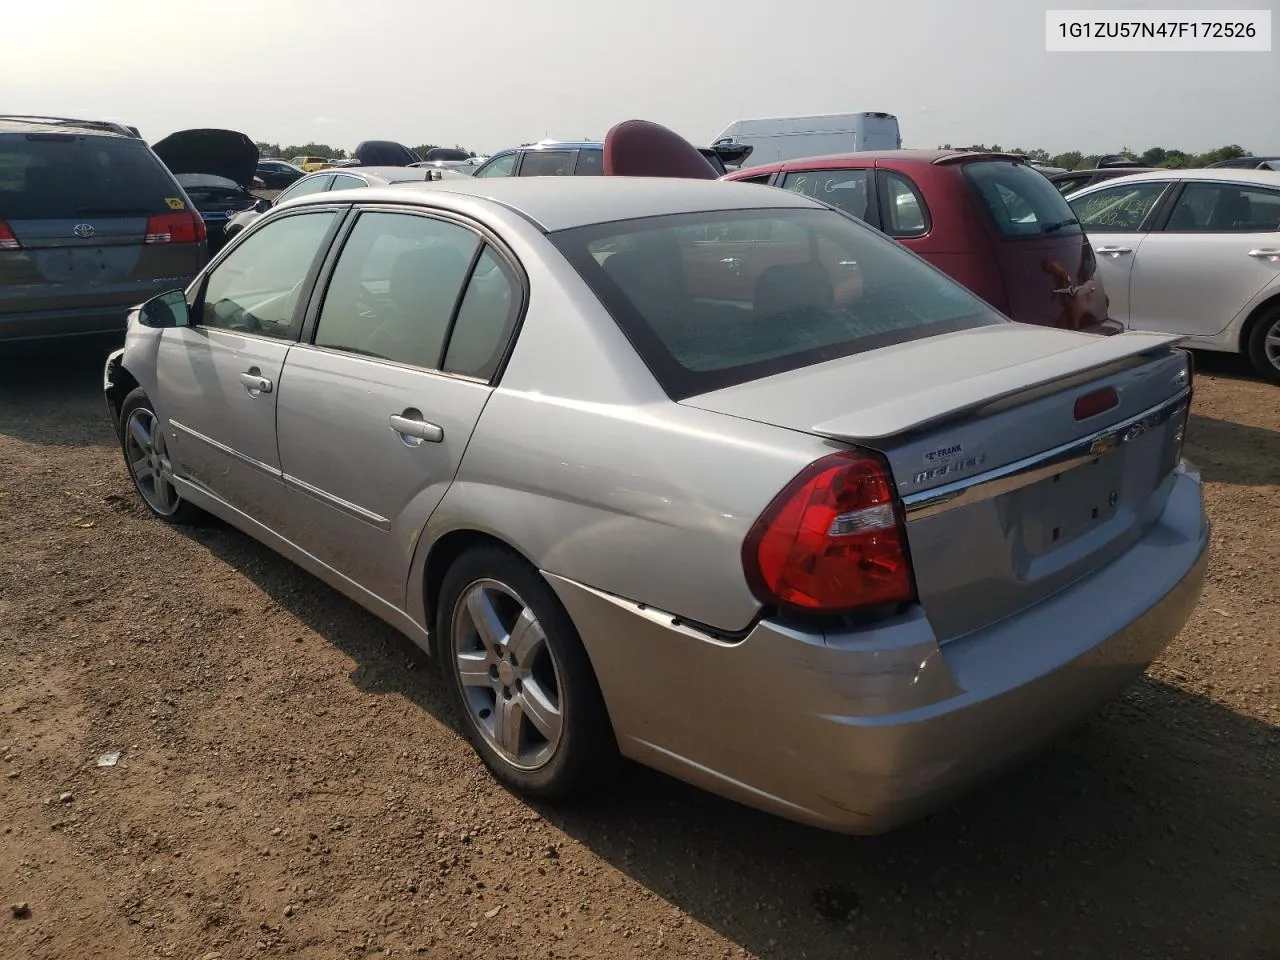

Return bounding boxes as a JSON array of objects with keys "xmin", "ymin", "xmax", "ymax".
[
  {"xmin": 436, "ymin": 545, "xmax": 618, "ymax": 800},
  {"xmin": 1245, "ymin": 303, "xmax": 1280, "ymax": 383},
  {"xmin": 118, "ymin": 388, "xmax": 204, "ymax": 525}
]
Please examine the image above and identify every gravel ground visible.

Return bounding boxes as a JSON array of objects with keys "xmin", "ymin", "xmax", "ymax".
[{"xmin": 1, "ymin": 341, "xmax": 1277, "ymax": 960}]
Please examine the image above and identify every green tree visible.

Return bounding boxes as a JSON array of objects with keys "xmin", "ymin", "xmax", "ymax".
[{"xmin": 1049, "ymin": 151, "xmax": 1083, "ymax": 170}]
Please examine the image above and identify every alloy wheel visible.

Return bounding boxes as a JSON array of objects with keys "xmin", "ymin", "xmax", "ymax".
[
  {"xmin": 451, "ymin": 579, "xmax": 565, "ymax": 771},
  {"xmin": 124, "ymin": 408, "xmax": 181, "ymax": 516}
]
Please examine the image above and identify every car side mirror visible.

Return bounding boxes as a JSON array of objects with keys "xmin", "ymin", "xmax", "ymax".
[
  {"xmin": 138, "ymin": 289, "xmax": 190, "ymax": 329},
  {"xmin": 254, "ymin": 198, "xmax": 272, "ymax": 213}
]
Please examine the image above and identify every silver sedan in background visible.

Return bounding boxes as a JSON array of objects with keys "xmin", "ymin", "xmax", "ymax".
[{"xmin": 104, "ymin": 177, "xmax": 1209, "ymax": 833}]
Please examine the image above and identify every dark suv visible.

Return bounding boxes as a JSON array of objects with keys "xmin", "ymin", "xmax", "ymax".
[{"xmin": 0, "ymin": 115, "xmax": 208, "ymax": 344}]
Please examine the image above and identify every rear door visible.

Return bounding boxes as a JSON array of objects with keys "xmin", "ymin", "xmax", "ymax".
[
  {"xmin": 158, "ymin": 208, "xmax": 342, "ymax": 527},
  {"xmin": 0, "ymin": 131, "xmax": 205, "ymax": 318},
  {"xmin": 1069, "ymin": 179, "xmax": 1175, "ymax": 326},
  {"xmin": 274, "ymin": 208, "xmax": 523, "ymax": 607},
  {"xmin": 1127, "ymin": 179, "xmax": 1280, "ymax": 340}
]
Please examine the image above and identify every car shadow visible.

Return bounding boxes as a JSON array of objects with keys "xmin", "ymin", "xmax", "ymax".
[
  {"xmin": 0, "ymin": 335, "xmax": 122, "ymax": 447},
  {"xmin": 182, "ymin": 522, "xmax": 1279, "ymax": 960},
  {"xmin": 1189, "ymin": 349, "xmax": 1269, "ymax": 385},
  {"xmin": 1185, "ymin": 413, "xmax": 1280, "ymax": 486}
]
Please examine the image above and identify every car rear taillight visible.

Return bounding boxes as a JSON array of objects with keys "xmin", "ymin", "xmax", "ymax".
[
  {"xmin": 0, "ymin": 220, "xmax": 20, "ymax": 250},
  {"xmin": 743, "ymin": 450, "xmax": 916, "ymax": 615},
  {"xmin": 144, "ymin": 211, "xmax": 206, "ymax": 245}
]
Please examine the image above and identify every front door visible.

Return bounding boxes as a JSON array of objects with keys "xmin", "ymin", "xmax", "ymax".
[
  {"xmin": 1068, "ymin": 179, "xmax": 1173, "ymax": 326},
  {"xmin": 157, "ymin": 208, "xmax": 341, "ymax": 526},
  {"xmin": 274, "ymin": 208, "xmax": 523, "ymax": 608}
]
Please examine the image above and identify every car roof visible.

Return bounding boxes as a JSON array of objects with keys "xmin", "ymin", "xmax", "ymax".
[
  {"xmin": 289, "ymin": 175, "xmax": 823, "ymax": 232},
  {"xmin": 1071, "ymin": 168, "xmax": 1280, "ymax": 189},
  {"xmin": 738, "ymin": 149, "xmax": 1028, "ymax": 173}
]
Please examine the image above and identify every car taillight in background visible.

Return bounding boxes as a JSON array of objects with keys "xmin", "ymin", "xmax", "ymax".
[
  {"xmin": 144, "ymin": 211, "xmax": 206, "ymax": 245},
  {"xmin": 0, "ymin": 221, "xmax": 21, "ymax": 250},
  {"xmin": 743, "ymin": 449, "xmax": 916, "ymax": 615}
]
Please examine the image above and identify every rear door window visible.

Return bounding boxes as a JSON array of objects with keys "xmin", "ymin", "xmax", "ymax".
[
  {"xmin": 574, "ymin": 150, "xmax": 604, "ymax": 176},
  {"xmin": 330, "ymin": 174, "xmax": 368, "ymax": 191},
  {"xmin": 1070, "ymin": 182, "xmax": 1170, "ymax": 232},
  {"xmin": 517, "ymin": 151, "xmax": 576, "ymax": 177},
  {"xmin": 962, "ymin": 161, "xmax": 1083, "ymax": 238},
  {"xmin": 0, "ymin": 134, "xmax": 180, "ymax": 220},
  {"xmin": 1163, "ymin": 182, "xmax": 1280, "ymax": 232},
  {"xmin": 313, "ymin": 211, "xmax": 480, "ymax": 369},
  {"xmin": 474, "ymin": 153, "xmax": 517, "ymax": 178},
  {"xmin": 781, "ymin": 169, "xmax": 871, "ymax": 221}
]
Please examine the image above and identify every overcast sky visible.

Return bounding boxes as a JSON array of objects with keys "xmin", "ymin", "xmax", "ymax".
[{"xmin": 5, "ymin": 0, "xmax": 1275, "ymax": 156}]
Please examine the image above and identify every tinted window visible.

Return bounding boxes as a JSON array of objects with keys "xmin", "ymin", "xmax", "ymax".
[
  {"xmin": 736, "ymin": 174, "xmax": 774, "ymax": 186},
  {"xmin": 518, "ymin": 151, "xmax": 575, "ymax": 177},
  {"xmin": 314, "ymin": 211, "xmax": 480, "ymax": 369},
  {"xmin": 277, "ymin": 174, "xmax": 333, "ymax": 202},
  {"xmin": 442, "ymin": 248, "xmax": 522, "ymax": 379},
  {"xmin": 1070, "ymin": 182, "xmax": 1168, "ymax": 232},
  {"xmin": 330, "ymin": 174, "xmax": 367, "ymax": 190},
  {"xmin": 199, "ymin": 212, "xmax": 336, "ymax": 338},
  {"xmin": 550, "ymin": 208, "xmax": 1004, "ymax": 399},
  {"xmin": 963, "ymin": 161, "xmax": 1082, "ymax": 237},
  {"xmin": 475, "ymin": 153, "xmax": 517, "ymax": 178},
  {"xmin": 1164, "ymin": 182, "xmax": 1280, "ymax": 232},
  {"xmin": 880, "ymin": 171, "xmax": 929, "ymax": 237},
  {"xmin": 781, "ymin": 169, "xmax": 871, "ymax": 220},
  {"xmin": 574, "ymin": 149, "xmax": 604, "ymax": 176},
  {"xmin": 0, "ymin": 134, "xmax": 181, "ymax": 220}
]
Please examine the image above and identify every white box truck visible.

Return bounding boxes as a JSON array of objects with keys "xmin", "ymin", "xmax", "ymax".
[{"xmin": 712, "ymin": 111, "xmax": 902, "ymax": 169}]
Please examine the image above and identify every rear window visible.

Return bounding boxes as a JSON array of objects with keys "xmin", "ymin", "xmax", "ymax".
[
  {"xmin": 550, "ymin": 207, "xmax": 1005, "ymax": 399},
  {"xmin": 0, "ymin": 134, "xmax": 180, "ymax": 220},
  {"xmin": 962, "ymin": 161, "xmax": 1082, "ymax": 238}
]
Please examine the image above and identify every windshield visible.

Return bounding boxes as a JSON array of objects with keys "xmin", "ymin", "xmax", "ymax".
[
  {"xmin": 550, "ymin": 207, "xmax": 1005, "ymax": 399},
  {"xmin": 962, "ymin": 161, "xmax": 1083, "ymax": 238}
]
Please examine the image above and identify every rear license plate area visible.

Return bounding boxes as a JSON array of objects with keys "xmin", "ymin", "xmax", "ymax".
[{"xmin": 1018, "ymin": 452, "xmax": 1124, "ymax": 554}]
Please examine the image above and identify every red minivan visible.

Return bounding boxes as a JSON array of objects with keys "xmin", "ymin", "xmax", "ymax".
[{"xmin": 725, "ymin": 150, "xmax": 1121, "ymax": 334}]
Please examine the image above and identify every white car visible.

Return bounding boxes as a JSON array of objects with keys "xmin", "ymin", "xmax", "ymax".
[{"xmin": 1066, "ymin": 169, "xmax": 1280, "ymax": 380}]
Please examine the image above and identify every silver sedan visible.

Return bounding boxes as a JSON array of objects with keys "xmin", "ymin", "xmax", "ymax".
[{"xmin": 104, "ymin": 176, "xmax": 1209, "ymax": 833}]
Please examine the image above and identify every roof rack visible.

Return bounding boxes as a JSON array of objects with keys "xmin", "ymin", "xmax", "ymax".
[{"xmin": 0, "ymin": 115, "xmax": 139, "ymax": 137}]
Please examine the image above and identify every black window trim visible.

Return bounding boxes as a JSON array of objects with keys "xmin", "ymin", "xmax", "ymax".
[
  {"xmin": 296, "ymin": 201, "xmax": 530, "ymax": 385},
  {"xmin": 875, "ymin": 168, "xmax": 932, "ymax": 239},
  {"xmin": 188, "ymin": 205, "xmax": 348, "ymax": 345},
  {"xmin": 1149, "ymin": 178, "xmax": 1280, "ymax": 233}
]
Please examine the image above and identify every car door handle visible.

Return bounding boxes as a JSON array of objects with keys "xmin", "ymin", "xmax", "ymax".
[
  {"xmin": 238, "ymin": 371, "xmax": 272, "ymax": 393},
  {"xmin": 1247, "ymin": 248, "xmax": 1280, "ymax": 260},
  {"xmin": 389, "ymin": 414, "xmax": 443, "ymax": 443},
  {"xmin": 1094, "ymin": 246, "xmax": 1132, "ymax": 255}
]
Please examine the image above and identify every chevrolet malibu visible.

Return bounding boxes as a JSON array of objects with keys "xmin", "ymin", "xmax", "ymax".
[{"xmin": 103, "ymin": 176, "xmax": 1209, "ymax": 833}]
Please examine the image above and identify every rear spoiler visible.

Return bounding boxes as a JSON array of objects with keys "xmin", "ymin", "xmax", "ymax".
[{"xmin": 812, "ymin": 331, "xmax": 1186, "ymax": 441}]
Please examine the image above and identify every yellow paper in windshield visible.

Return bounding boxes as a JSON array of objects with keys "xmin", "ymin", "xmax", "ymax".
[{"xmin": 164, "ymin": 197, "xmax": 185, "ymax": 210}]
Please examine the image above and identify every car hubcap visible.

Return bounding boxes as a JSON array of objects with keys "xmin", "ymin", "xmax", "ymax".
[
  {"xmin": 124, "ymin": 408, "xmax": 180, "ymax": 516},
  {"xmin": 1265, "ymin": 317, "xmax": 1280, "ymax": 371},
  {"xmin": 451, "ymin": 579, "xmax": 564, "ymax": 770}
]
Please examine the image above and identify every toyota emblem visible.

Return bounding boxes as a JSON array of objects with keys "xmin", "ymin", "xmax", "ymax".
[{"xmin": 72, "ymin": 223, "xmax": 95, "ymax": 239}]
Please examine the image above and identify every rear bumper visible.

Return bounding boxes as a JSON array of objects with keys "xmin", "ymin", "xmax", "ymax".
[{"xmin": 549, "ymin": 463, "xmax": 1209, "ymax": 834}]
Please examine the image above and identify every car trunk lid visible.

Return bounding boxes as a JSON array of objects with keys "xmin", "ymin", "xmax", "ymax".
[{"xmin": 683, "ymin": 324, "xmax": 1192, "ymax": 640}]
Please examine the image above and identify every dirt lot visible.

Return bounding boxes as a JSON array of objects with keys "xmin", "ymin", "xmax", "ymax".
[{"xmin": 1, "ymin": 341, "xmax": 1277, "ymax": 960}]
